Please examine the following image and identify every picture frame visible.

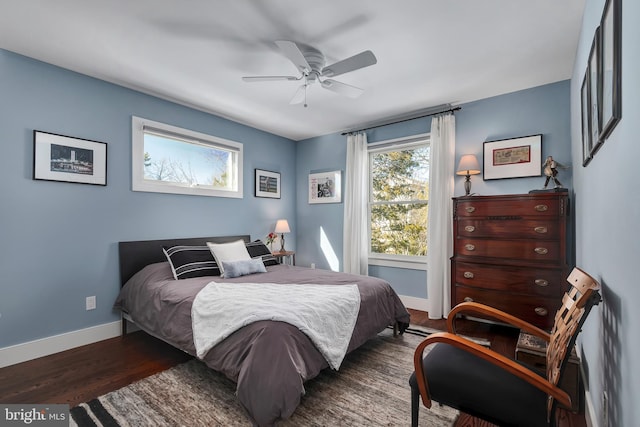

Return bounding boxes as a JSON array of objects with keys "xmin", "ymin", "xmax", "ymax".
[
  {"xmin": 33, "ymin": 130, "xmax": 107, "ymax": 186},
  {"xmin": 254, "ymin": 169, "xmax": 280, "ymax": 198},
  {"xmin": 309, "ymin": 170, "xmax": 341, "ymax": 204},
  {"xmin": 598, "ymin": 0, "xmax": 622, "ymax": 141},
  {"xmin": 483, "ymin": 135, "xmax": 542, "ymax": 180},
  {"xmin": 588, "ymin": 26, "xmax": 603, "ymax": 157},
  {"xmin": 581, "ymin": 71, "xmax": 593, "ymax": 167}
]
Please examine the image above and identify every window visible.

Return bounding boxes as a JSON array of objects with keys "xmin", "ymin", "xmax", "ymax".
[
  {"xmin": 368, "ymin": 134, "xmax": 429, "ymax": 268},
  {"xmin": 132, "ymin": 117, "xmax": 243, "ymax": 198}
]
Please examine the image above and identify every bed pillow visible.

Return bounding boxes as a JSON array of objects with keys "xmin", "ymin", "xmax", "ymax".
[
  {"xmin": 207, "ymin": 239, "xmax": 251, "ymax": 274},
  {"xmin": 221, "ymin": 258, "xmax": 267, "ymax": 278},
  {"xmin": 163, "ymin": 245, "xmax": 221, "ymax": 280},
  {"xmin": 245, "ymin": 240, "xmax": 279, "ymax": 267}
]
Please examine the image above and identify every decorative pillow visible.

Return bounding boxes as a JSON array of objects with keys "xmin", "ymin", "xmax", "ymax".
[
  {"xmin": 221, "ymin": 258, "xmax": 267, "ymax": 278},
  {"xmin": 206, "ymin": 240, "xmax": 251, "ymax": 274},
  {"xmin": 245, "ymin": 240, "xmax": 279, "ymax": 266},
  {"xmin": 163, "ymin": 245, "xmax": 220, "ymax": 280}
]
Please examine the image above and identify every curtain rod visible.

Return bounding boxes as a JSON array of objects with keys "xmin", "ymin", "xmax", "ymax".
[{"xmin": 341, "ymin": 106, "xmax": 461, "ymax": 135}]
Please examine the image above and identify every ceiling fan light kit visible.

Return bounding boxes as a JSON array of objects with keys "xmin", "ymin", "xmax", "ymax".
[{"xmin": 242, "ymin": 40, "xmax": 377, "ymax": 107}]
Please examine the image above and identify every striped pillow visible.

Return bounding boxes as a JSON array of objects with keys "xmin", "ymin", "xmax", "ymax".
[
  {"xmin": 245, "ymin": 240, "xmax": 279, "ymax": 266},
  {"xmin": 163, "ymin": 245, "xmax": 221, "ymax": 280}
]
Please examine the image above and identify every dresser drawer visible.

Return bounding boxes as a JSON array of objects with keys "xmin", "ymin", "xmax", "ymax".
[
  {"xmin": 453, "ymin": 262, "xmax": 564, "ymax": 297},
  {"xmin": 455, "ymin": 198, "xmax": 562, "ymax": 218},
  {"xmin": 456, "ymin": 238, "xmax": 560, "ymax": 262},
  {"xmin": 457, "ymin": 219, "xmax": 560, "ymax": 238},
  {"xmin": 453, "ymin": 285, "xmax": 558, "ymax": 329}
]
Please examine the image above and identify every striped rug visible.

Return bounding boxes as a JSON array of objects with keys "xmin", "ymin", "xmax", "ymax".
[{"xmin": 70, "ymin": 329, "xmax": 459, "ymax": 426}]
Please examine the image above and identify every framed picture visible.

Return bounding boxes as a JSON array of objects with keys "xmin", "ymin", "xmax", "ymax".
[
  {"xmin": 588, "ymin": 26, "xmax": 603, "ymax": 157},
  {"xmin": 309, "ymin": 170, "xmax": 341, "ymax": 204},
  {"xmin": 581, "ymin": 71, "xmax": 593, "ymax": 167},
  {"xmin": 254, "ymin": 169, "xmax": 280, "ymax": 198},
  {"xmin": 599, "ymin": 0, "xmax": 622, "ymax": 141},
  {"xmin": 33, "ymin": 130, "xmax": 107, "ymax": 186},
  {"xmin": 483, "ymin": 135, "xmax": 542, "ymax": 180}
]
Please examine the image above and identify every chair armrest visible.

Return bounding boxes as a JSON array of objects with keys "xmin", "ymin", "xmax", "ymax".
[
  {"xmin": 413, "ymin": 332, "xmax": 571, "ymax": 409},
  {"xmin": 447, "ymin": 301, "xmax": 551, "ymax": 342}
]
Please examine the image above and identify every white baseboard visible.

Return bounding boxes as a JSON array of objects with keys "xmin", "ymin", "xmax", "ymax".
[
  {"xmin": 0, "ymin": 321, "xmax": 122, "ymax": 368},
  {"xmin": 399, "ymin": 295, "xmax": 429, "ymax": 312}
]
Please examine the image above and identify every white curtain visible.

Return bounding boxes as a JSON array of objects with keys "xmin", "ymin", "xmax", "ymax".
[
  {"xmin": 427, "ymin": 114, "xmax": 456, "ymax": 319},
  {"xmin": 343, "ymin": 132, "xmax": 369, "ymax": 275}
]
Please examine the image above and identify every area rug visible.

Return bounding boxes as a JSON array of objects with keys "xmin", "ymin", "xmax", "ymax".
[
  {"xmin": 70, "ymin": 329, "xmax": 458, "ymax": 426},
  {"xmin": 405, "ymin": 325, "xmax": 491, "ymax": 347}
]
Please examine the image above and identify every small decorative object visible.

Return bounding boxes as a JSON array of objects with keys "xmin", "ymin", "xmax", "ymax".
[
  {"xmin": 265, "ymin": 232, "xmax": 277, "ymax": 251},
  {"xmin": 483, "ymin": 135, "xmax": 542, "ymax": 180},
  {"xmin": 456, "ymin": 154, "xmax": 481, "ymax": 196},
  {"xmin": 309, "ymin": 170, "xmax": 341, "ymax": 204},
  {"xmin": 274, "ymin": 219, "xmax": 290, "ymax": 252},
  {"xmin": 255, "ymin": 169, "xmax": 281, "ymax": 198},
  {"xmin": 542, "ymin": 156, "xmax": 565, "ymax": 189},
  {"xmin": 33, "ymin": 130, "xmax": 107, "ymax": 185}
]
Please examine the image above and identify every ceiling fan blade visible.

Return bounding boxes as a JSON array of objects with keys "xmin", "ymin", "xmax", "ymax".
[
  {"xmin": 321, "ymin": 50, "xmax": 377, "ymax": 77},
  {"xmin": 289, "ymin": 85, "xmax": 306, "ymax": 105},
  {"xmin": 275, "ymin": 40, "xmax": 311, "ymax": 74},
  {"xmin": 242, "ymin": 76, "xmax": 299, "ymax": 82},
  {"xmin": 320, "ymin": 79, "xmax": 364, "ymax": 98}
]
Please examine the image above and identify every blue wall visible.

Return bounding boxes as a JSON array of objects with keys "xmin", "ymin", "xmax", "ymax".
[
  {"xmin": 296, "ymin": 80, "xmax": 571, "ymax": 299},
  {"xmin": 0, "ymin": 50, "xmax": 296, "ymax": 348},
  {"xmin": 571, "ymin": 0, "xmax": 640, "ymax": 425}
]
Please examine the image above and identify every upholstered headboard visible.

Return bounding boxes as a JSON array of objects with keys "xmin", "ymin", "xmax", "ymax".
[{"xmin": 118, "ymin": 235, "xmax": 250, "ymax": 286}]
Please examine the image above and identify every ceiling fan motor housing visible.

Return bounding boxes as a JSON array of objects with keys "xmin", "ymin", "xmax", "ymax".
[{"xmin": 298, "ymin": 44, "xmax": 325, "ymax": 81}]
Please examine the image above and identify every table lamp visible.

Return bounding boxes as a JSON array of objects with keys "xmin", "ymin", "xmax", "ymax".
[
  {"xmin": 456, "ymin": 154, "xmax": 481, "ymax": 196},
  {"xmin": 274, "ymin": 219, "xmax": 290, "ymax": 252}
]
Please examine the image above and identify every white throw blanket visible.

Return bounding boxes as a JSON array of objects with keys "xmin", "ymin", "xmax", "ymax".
[{"xmin": 191, "ymin": 282, "xmax": 361, "ymax": 370}]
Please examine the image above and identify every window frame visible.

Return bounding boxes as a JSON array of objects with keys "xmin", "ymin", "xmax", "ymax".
[
  {"xmin": 367, "ymin": 133, "xmax": 429, "ymax": 270},
  {"xmin": 131, "ymin": 116, "xmax": 243, "ymax": 198}
]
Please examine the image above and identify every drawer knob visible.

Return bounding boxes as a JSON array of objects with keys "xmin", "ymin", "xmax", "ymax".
[
  {"xmin": 464, "ymin": 225, "xmax": 476, "ymax": 232},
  {"xmin": 463, "ymin": 297, "xmax": 474, "ymax": 302},
  {"xmin": 534, "ymin": 279, "xmax": 549, "ymax": 287},
  {"xmin": 463, "ymin": 271, "xmax": 475, "ymax": 279},
  {"xmin": 465, "ymin": 244, "xmax": 476, "ymax": 251},
  {"xmin": 534, "ymin": 204, "xmax": 549, "ymax": 212},
  {"xmin": 465, "ymin": 206, "xmax": 476, "ymax": 213},
  {"xmin": 534, "ymin": 247, "xmax": 549, "ymax": 255},
  {"xmin": 534, "ymin": 307, "xmax": 548, "ymax": 316},
  {"xmin": 534, "ymin": 226, "xmax": 548, "ymax": 234}
]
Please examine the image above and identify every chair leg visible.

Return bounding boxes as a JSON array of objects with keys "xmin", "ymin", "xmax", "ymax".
[{"xmin": 411, "ymin": 385, "xmax": 420, "ymax": 427}]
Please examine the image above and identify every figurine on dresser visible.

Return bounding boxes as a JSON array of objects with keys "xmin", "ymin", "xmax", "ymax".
[{"xmin": 542, "ymin": 156, "xmax": 565, "ymax": 189}]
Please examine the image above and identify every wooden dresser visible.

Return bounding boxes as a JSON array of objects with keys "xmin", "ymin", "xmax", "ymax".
[{"xmin": 451, "ymin": 192, "xmax": 569, "ymax": 330}]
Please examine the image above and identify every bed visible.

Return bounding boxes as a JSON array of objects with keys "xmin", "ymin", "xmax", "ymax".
[{"xmin": 114, "ymin": 235, "xmax": 410, "ymax": 426}]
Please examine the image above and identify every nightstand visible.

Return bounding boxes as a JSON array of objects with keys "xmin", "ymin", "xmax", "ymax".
[{"xmin": 272, "ymin": 250, "xmax": 295, "ymax": 265}]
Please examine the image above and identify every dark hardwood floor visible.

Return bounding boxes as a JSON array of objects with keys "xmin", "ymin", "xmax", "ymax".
[{"xmin": 0, "ymin": 310, "xmax": 586, "ymax": 426}]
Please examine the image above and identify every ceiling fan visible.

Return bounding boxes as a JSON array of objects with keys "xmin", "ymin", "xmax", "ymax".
[{"xmin": 242, "ymin": 40, "xmax": 377, "ymax": 107}]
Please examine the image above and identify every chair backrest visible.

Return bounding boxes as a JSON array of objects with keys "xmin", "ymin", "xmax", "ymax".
[{"xmin": 545, "ymin": 267, "xmax": 601, "ymax": 416}]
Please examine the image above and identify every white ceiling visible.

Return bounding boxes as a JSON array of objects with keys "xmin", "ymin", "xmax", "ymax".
[{"xmin": 1, "ymin": 0, "xmax": 585, "ymax": 141}]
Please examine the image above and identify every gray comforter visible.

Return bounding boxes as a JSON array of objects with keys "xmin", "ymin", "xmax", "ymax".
[{"xmin": 114, "ymin": 262, "xmax": 410, "ymax": 426}]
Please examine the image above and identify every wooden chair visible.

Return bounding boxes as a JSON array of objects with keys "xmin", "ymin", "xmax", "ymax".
[{"xmin": 409, "ymin": 267, "xmax": 601, "ymax": 427}]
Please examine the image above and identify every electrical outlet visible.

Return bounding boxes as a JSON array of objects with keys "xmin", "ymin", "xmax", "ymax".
[
  {"xmin": 86, "ymin": 296, "xmax": 96, "ymax": 311},
  {"xmin": 311, "ymin": 263, "xmax": 316, "ymax": 269}
]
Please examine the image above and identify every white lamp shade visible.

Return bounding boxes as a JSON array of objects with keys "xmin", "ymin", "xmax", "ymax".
[
  {"xmin": 274, "ymin": 219, "xmax": 290, "ymax": 233},
  {"xmin": 456, "ymin": 154, "xmax": 481, "ymax": 176}
]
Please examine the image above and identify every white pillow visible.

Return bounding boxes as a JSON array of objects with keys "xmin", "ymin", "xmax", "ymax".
[{"xmin": 207, "ymin": 240, "xmax": 251, "ymax": 274}]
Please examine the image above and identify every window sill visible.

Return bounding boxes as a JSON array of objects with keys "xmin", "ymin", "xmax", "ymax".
[{"xmin": 368, "ymin": 256, "xmax": 427, "ymax": 271}]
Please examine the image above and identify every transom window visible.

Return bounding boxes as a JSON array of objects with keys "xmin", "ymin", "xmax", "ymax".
[
  {"xmin": 368, "ymin": 135, "xmax": 429, "ymax": 266},
  {"xmin": 132, "ymin": 117, "xmax": 243, "ymax": 198}
]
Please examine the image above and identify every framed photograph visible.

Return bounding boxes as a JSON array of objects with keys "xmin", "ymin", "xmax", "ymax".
[
  {"xmin": 588, "ymin": 26, "xmax": 603, "ymax": 157},
  {"xmin": 309, "ymin": 170, "xmax": 341, "ymax": 204},
  {"xmin": 581, "ymin": 71, "xmax": 593, "ymax": 167},
  {"xmin": 483, "ymin": 135, "xmax": 542, "ymax": 180},
  {"xmin": 599, "ymin": 0, "xmax": 622, "ymax": 140},
  {"xmin": 33, "ymin": 130, "xmax": 107, "ymax": 186},
  {"xmin": 254, "ymin": 169, "xmax": 280, "ymax": 198}
]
